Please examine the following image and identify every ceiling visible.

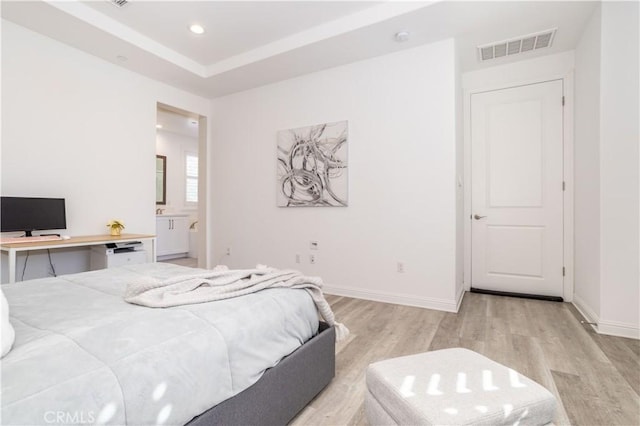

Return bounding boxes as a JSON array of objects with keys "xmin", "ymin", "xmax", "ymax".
[
  {"xmin": 157, "ymin": 107, "xmax": 199, "ymax": 138},
  {"xmin": 2, "ymin": 1, "xmax": 598, "ymax": 98}
]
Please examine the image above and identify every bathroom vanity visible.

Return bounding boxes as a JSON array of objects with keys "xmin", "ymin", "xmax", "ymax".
[{"xmin": 156, "ymin": 214, "xmax": 189, "ymax": 259}]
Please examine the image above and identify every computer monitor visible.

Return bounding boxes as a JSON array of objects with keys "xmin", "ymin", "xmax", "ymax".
[{"xmin": 1, "ymin": 196, "xmax": 67, "ymax": 237}]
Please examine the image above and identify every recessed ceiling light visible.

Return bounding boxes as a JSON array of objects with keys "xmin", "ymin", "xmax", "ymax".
[
  {"xmin": 189, "ymin": 24, "xmax": 205, "ymax": 35},
  {"xmin": 394, "ymin": 31, "xmax": 410, "ymax": 43},
  {"xmin": 156, "ymin": 124, "xmax": 163, "ymax": 129}
]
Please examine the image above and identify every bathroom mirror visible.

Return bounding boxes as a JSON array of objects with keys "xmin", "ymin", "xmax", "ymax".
[{"xmin": 156, "ymin": 155, "xmax": 166, "ymax": 205}]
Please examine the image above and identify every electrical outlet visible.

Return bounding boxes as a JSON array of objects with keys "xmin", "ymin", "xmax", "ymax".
[
  {"xmin": 309, "ymin": 254, "xmax": 316, "ymax": 264},
  {"xmin": 226, "ymin": 247, "xmax": 231, "ymax": 256},
  {"xmin": 295, "ymin": 254, "xmax": 301, "ymax": 264},
  {"xmin": 310, "ymin": 241, "xmax": 319, "ymax": 250},
  {"xmin": 397, "ymin": 261, "xmax": 405, "ymax": 273}
]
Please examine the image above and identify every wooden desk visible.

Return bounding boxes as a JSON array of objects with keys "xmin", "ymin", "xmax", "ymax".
[{"xmin": 1, "ymin": 233, "xmax": 156, "ymax": 283}]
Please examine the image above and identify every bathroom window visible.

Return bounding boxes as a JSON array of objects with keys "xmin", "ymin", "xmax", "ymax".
[{"xmin": 185, "ymin": 152, "xmax": 198, "ymax": 204}]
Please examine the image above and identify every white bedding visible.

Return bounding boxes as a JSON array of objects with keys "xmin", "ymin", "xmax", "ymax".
[{"xmin": 1, "ymin": 263, "xmax": 319, "ymax": 425}]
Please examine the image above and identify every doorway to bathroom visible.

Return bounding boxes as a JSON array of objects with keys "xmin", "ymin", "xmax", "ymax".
[{"xmin": 155, "ymin": 103, "xmax": 205, "ymax": 268}]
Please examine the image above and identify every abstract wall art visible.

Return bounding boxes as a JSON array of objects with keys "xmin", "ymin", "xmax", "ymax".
[{"xmin": 277, "ymin": 120, "xmax": 348, "ymax": 207}]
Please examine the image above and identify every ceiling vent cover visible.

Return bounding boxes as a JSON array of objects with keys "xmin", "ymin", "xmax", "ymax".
[
  {"xmin": 478, "ymin": 28, "xmax": 557, "ymax": 62},
  {"xmin": 109, "ymin": 0, "xmax": 129, "ymax": 8}
]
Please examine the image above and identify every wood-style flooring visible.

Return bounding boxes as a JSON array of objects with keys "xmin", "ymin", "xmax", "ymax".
[
  {"xmin": 292, "ymin": 293, "xmax": 640, "ymax": 425},
  {"xmin": 160, "ymin": 256, "xmax": 198, "ymax": 268}
]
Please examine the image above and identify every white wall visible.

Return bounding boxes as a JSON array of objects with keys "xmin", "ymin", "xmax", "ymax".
[
  {"xmin": 210, "ymin": 39, "xmax": 461, "ymax": 311},
  {"xmin": 155, "ymin": 129, "xmax": 198, "ymax": 217},
  {"xmin": 462, "ymin": 51, "xmax": 575, "ymax": 93},
  {"xmin": 598, "ymin": 1, "xmax": 639, "ymax": 337},
  {"xmin": 573, "ymin": 5, "xmax": 602, "ymax": 322},
  {"xmin": 1, "ymin": 20, "xmax": 210, "ymax": 282}
]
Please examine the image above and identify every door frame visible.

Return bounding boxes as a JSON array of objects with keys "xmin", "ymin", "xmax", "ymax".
[
  {"xmin": 156, "ymin": 102, "xmax": 210, "ymax": 269},
  {"xmin": 463, "ymin": 73, "xmax": 574, "ymax": 302}
]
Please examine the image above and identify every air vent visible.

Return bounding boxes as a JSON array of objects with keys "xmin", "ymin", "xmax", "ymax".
[
  {"xmin": 478, "ymin": 28, "xmax": 557, "ymax": 62},
  {"xmin": 109, "ymin": 0, "xmax": 129, "ymax": 8}
]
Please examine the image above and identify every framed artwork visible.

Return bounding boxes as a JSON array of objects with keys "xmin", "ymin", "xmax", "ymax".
[{"xmin": 277, "ymin": 121, "xmax": 348, "ymax": 207}]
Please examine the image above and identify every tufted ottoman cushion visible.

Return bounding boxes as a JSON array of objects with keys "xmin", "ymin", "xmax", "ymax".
[{"xmin": 365, "ymin": 348, "xmax": 556, "ymax": 425}]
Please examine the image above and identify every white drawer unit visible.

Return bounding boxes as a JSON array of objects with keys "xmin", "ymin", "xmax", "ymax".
[
  {"xmin": 90, "ymin": 248, "xmax": 147, "ymax": 270},
  {"xmin": 156, "ymin": 215, "xmax": 189, "ymax": 259}
]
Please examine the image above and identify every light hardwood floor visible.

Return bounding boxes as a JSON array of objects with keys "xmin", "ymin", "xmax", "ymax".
[{"xmin": 292, "ymin": 293, "xmax": 640, "ymax": 425}]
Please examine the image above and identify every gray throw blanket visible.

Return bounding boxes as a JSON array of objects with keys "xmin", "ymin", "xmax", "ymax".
[{"xmin": 124, "ymin": 266, "xmax": 349, "ymax": 341}]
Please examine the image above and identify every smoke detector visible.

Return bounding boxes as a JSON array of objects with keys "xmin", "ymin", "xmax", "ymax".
[
  {"xmin": 109, "ymin": 0, "xmax": 129, "ymax": 8},
  {"xmin": 478, "ymin": 28, "xmax": 557, "ymax": 62}
]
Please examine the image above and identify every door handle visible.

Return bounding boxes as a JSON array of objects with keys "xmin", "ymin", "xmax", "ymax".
[{"xmin": 473, "ymin": 214, "xmax": 487, "ymax": 220}]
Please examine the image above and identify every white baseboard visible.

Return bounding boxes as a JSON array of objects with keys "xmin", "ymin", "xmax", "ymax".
[
  {"xmin": 157, "ymin": 253, "xmax": 189, "ymax": 261},
  {"xmin": 572, "ymin": 294, "xmax": 599, "ymax": 325},
  {"xmin": 573, "ymin": 294, "xmax": 639, "ymax": 340},
  {"xmin": 598, "ymin": 320, "xmax": 640, "ymax": 340},
  {"xmin": 323, "ymin": 285, "xmax": 460, "ymax": 313}
]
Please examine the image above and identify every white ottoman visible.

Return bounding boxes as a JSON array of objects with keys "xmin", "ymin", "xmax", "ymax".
[{"xmin": 365, "ymin": 348, "xmax": 556, "ymax": 426}]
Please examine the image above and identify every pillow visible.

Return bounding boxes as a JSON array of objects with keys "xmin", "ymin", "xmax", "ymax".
[{"xmin": 1, "ymin": 286, "xmax": 15, "ymax": 358}]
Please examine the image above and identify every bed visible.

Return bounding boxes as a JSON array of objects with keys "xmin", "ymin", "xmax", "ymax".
[{"xmin": 1, "ymin": 263, "xmax": 335, "ymax": 425}]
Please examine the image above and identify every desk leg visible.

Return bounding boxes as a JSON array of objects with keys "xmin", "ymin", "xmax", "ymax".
[
  {"xmin": 8, "ymin": 250, "xmax": 16, "ymax": 283},
  {"xmin": 151, "ymin": 238, "xmax": 156, "ymax": 263}
]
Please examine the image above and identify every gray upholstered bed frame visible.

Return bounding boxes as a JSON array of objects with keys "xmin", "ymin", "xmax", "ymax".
[{"xmin": 186, "ymin": 322, "xmax": 336, "ymax": 426}]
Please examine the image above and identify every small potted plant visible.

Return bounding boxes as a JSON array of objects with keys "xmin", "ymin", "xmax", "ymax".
[{"xmin": 107, "ymin": 220, "xmax": 125, "ymax": 236}]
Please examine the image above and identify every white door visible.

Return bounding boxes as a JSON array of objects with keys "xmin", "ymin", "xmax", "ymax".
[{"xmin": 471, "ymin": 80, "xmax": 564, "ymax": 297}]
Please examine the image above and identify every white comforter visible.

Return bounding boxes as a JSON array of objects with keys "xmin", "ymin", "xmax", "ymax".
[
  {"xmin": 1, "ymin": 263, "xmax": 319, "ymax": 425},
  {"xmin": 123, "ymin": 266, "xmax": 348, "ymax": 341}
]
